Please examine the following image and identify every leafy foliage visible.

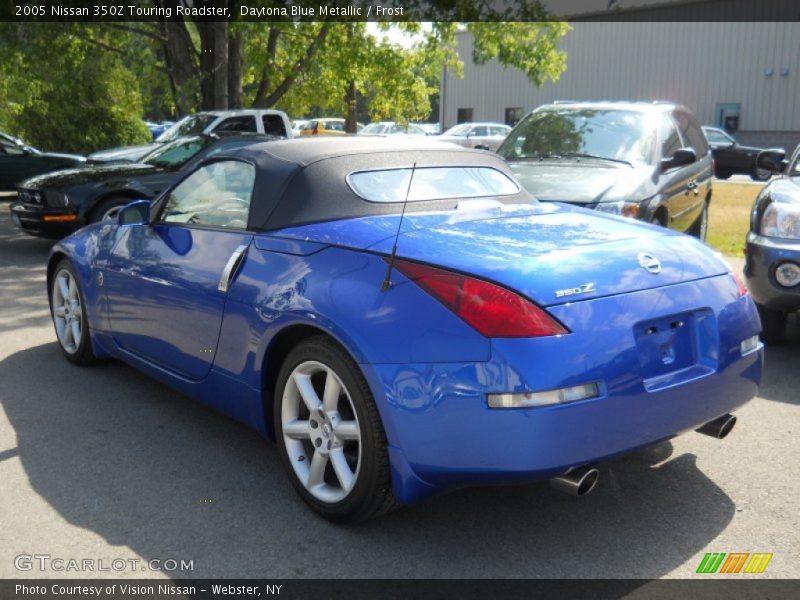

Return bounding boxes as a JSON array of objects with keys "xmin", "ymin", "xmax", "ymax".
[
  {"xmin": 0, "ymin": 24, "xmax": 151, "ymax": 154},
  {"xmin": 0, "ymin": 3, "xmax": 570, "ymax": 150}
]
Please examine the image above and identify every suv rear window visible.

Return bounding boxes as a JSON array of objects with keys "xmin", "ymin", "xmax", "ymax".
[{"xmin": 347, "ymin": 167, "xmax": 519, "ymax": 203}]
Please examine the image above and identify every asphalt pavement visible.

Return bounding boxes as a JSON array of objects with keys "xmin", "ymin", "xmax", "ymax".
[{"xmin": 0, "ymin": 199, "xmax": 798, "ymax": 580}]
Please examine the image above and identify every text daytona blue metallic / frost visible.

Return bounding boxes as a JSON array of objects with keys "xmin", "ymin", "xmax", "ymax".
[{"xmin": 14, "ymin": 553, "xmax": 194, "ymax": 572}]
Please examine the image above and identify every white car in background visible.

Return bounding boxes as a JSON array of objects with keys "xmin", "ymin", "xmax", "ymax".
[
  {"xmin": 358, "ymin": 122, "xmax": 429, "ymax": 136},
  {"xmin": 438, "ymin": 122, "xmax": 512, "ymax": 152}
]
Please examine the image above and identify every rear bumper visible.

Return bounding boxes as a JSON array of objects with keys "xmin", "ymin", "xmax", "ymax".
[
  {"xmin": 364, "ymin": 275, "xmax": 762, "ymax": 505},
  {"xmin": 9, "ymin": 202, "xmax": 82, "ymax": 238},
  {"xmin": 745, "ymin": 232, "xmax": 800, "ymax": 312}
]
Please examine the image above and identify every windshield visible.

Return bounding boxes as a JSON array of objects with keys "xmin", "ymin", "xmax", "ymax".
[
  {"xmin": 704, "ymin": 128, "xmax": 734, "ymax": 145},
  {"xmin": 347, "ymin": 166, "xmax": 519, "ymax": 203},
  {"xmin": 142, "ymin": 136, "xmax": 211, "ymax": 168},
  {"xmin": 443, "ymin": 124, "xmax": 472, "ymax": 137},
  {"xmin": 498, "ymin": 109, "xmax": 657, "ymax": 165},
  {"xmin": 156, "ymin": 114, "xmax": 217, "ymax": 143},
  {"xmin": 359, "ymin": 123, "xmax": 386, "ymax": 135}
]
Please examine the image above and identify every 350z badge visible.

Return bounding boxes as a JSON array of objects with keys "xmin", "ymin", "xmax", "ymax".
[{"xmin": 555, "ymin": 283, "xmax": 596, "ymax": 299}]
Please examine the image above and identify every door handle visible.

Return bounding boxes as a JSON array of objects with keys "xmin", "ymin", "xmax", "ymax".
[{"xmin": 218, "ymin": 244, "xmax": 249, "ymax": 293}]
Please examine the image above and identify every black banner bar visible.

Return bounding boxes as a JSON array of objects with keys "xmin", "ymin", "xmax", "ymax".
[
  {"xmin": 2, "ymin": 579, "xmax": 800, "ymax": 600},
  {"xmin": 1, "ymin": 0, "xmax": 799, "ymax": 22}
]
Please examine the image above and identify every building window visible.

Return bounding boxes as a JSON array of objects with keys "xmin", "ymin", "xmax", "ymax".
[
  {"xmin": 505, "ymin": 107, "xmax": 524, "ymax": 127},
  {"xmin": 457, "ymin": 108, "xmax": 473, "ymax": 124}
]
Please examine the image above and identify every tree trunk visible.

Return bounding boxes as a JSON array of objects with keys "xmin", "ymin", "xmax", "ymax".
[
  {"xmin": 345, "ymin": 80, "xmax": 357, "ymax": 133},
  {"xmin": 252, "ymin": 26, "xmax": 280, "ymax": 109},
  {"xmin": 344, "ymin": 24, "xmax": 357, "ymax": 133},
  {"xmin": 157, "ymin": 20, "xmax": 200, "ymax": 115},
  {"xmin": 228, "ymin": 30, "xmax": 243, "ymax": 109},
  {"xmin": 198, "ymin": 20, "xmax": 228, "ymax": 110}
]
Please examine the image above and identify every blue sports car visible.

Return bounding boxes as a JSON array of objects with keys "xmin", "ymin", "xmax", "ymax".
[{"xmin": 48, "ymin": 137, "xmax": 762, "ymax": 522}]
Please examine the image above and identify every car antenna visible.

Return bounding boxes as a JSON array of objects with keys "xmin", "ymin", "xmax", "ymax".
[{"xmin": 381, "ymin": 162, "xmax": 416, "ymax": 292}]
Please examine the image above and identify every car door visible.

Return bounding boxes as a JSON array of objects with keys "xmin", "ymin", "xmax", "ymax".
[
  {"xmin": 656, "ymin": 113, "xmax": 694, "ymax": 231},
  {"xmin": 674, "ymin": 109, "xmax": 712, "ymax": 229},
  {"xmin": 468, "ymin": 126, "xmax": 489, "ymax": 148},
  {"xmin": 103, "ymin": 159, "xmax": 256, "ymax": 380},
  {"xmin": 705, "ymin": 128, "xmax": 739, "ymax": 173}
]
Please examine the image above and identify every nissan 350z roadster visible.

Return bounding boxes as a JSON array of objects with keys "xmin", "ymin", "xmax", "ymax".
[{"xmin": 47, "ymin": 137, "xmax": 762, "ymax": 522}]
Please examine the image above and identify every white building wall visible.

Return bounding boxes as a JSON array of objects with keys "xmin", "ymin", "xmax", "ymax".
[{"xmin": 441, "ymin": 22, "xmax": 800, "ymax": 148}]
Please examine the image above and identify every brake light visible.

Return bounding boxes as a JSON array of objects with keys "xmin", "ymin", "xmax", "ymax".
[
  {"xmin": 393, "ymin": 259, "xmax": 568, "ymax": 338},
  {"xmin": 731, "ymin": 271, "xmax": 748, "ymax": 297}
]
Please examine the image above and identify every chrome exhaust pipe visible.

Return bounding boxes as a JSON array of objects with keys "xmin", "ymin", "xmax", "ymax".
[
  {"xmin": 696, "ymin": 413, "xmax": 737, "ymax": 439},
  {"xmin": 549, "ymin": 466, "xmax": 600, "ymax": 497}
]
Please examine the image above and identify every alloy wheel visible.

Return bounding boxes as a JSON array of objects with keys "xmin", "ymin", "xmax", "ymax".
[
  {"xmin": 281, "ymin": 360, "xmax": 362, "ymax": 504},
  {"xmin": 52, "ymin": 268, "xmax": 82, "ymax": 354}
]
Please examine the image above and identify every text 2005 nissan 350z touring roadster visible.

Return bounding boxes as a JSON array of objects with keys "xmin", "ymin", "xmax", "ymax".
[{"xmin": 47, "ymin": 137, "xmax": 762, "ymax": 521}]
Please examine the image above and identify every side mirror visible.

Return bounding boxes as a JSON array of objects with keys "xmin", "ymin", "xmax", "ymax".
[
  {"xmin": 118, "ymin": 200, "xmax": 150, "ymax": 226},
  {"xmin": 756, "ymin": 148, "xmax": 788, "ymax": 174},
  {"xmin": 660, "ymin": 147, "xmax": 696, "ymax": 172}
]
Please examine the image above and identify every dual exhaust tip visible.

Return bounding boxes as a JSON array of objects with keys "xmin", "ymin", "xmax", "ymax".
[
  {"xmin": 695, "ymin": 413, "xmax": 737, "ymax": 439},
  {"xmin": 549, "ymin": 413, "xmax": 737, "ymax": 497},
  {"xmin": 549, "ymin": 466, "xmax": 600, "ymax": 497}
]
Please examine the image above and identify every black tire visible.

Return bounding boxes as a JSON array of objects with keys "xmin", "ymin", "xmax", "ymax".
[
  {"xmin": 689, "ymin": 201, "xmax": 709, "ymax": 241},
  {"xmin": 49, "ymin": 259, "xmax": 96, "ymax": 365},
  {"xmin": 274, "ymin": 335, "xmax": 398, "ymax": 522},
  {"xmin": 757, "ymin": 304, "xmax": 786, "ymax": 345},
  {"xmin": 715, "ymin": 171, "xmax": 732, "ymax": 180},
  {"xmin": 89, "ymin": 196, "xmax": 132, "ymax": 224}
]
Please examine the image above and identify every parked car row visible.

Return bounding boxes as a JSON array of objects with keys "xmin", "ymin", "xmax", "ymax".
[
  {"xmin": 10, "ymin": 132, "xmax": 275, "ymax": 237},
  {"xmin": 5, "ymin": 101, "xmax": 796, "ymax": 352}
]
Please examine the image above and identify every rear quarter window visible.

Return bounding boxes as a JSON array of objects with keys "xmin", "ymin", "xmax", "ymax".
[
  {"xmin": 675, "ymin": 111, "xmax": 709, "ymax": 157},
  {"xmin": 347, "ymin": 166, "xmax": 520, "ymax": 203},
  {"xmin": 263, "ymin": 114, "xmax": 288, "ymax": 137}
]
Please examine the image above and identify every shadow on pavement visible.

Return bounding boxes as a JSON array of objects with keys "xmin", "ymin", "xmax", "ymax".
[
  {"xmin": 758, "ymin": 315, "xmax": 800, "ymax": 406},
  {"xmin": 0, "ymin": 206, "xmax": 54, "ymax": 333},
  {"xmin": 0, "ymin": 342, "xmax": 736, "ymax": 579}
]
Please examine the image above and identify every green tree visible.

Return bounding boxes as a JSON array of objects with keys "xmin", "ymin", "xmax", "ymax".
[
  {"xmin": 0, "ymin": 1, "xmax": 571, "ymax": 145},
  {"xmin": 0, "ymin": 23, "xmax": 151, "ymax": 154}
]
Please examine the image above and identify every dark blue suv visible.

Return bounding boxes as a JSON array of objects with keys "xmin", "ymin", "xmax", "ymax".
[{"xmin": 745, "ymin": 146, "xmax": 800, "ymax": 343}]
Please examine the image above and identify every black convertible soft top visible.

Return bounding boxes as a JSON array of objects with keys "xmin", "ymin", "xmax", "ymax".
[{"xmin": 216, "ymin": 137, "xmax": 535, "ymax": 232}]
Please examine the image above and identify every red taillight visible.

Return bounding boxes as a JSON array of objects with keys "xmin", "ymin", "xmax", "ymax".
[
  {"xmin": 392, "ymin": 259, "xmax": 568, "ymax": 338},
  {"xmin": 731, "ymin": 271, "xmax": 748, "ymax": 297}
]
